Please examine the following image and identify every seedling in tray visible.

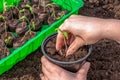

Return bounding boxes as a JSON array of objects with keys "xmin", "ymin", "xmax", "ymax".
[
  {"xmin": 46, "ymin": 3, "xmax": 67, "ymax": 25},
  {"xmin": 13, "ymin": 16, "xmax": 36, "ymax": 49},
  {"xmin": 25, "ymin": 4, "xmax": 42, "ymax": 31}
]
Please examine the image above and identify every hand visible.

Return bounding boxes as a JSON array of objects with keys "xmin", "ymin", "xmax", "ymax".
[
  {"xmin": 56, "ymin": 15, "xmax": 107, "ymax": 55},
  {"xmin": 40, "ymin": 56, "xmax": 90, "ymax": 80}
]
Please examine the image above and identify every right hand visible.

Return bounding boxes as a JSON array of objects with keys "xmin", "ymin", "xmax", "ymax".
[
  {"xmin": 41, "ymin": 56, "xmax": 90, "ymax": 80},
  {"xmin": 56, "ymin": 15, "xmax": 106, "ymax": 56}
]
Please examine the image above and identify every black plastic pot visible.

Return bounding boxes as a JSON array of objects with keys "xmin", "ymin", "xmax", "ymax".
[{"xmin": 41, "ymin": 33, "xmax": 92, "ymax": 72}]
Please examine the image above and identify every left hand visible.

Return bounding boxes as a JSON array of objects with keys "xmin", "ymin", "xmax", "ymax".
[{"xmin": 40, "ymin": 56, "xmax": 90, "ymax": 80}]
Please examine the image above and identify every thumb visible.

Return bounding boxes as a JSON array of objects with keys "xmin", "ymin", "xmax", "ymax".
[
  {"xmin": 77, "ymin": 62, "xmax": 90, "ymax": 76},
  {"xmin": 66, "ymin": 37, "xmax": 85, "ymax": 56}
]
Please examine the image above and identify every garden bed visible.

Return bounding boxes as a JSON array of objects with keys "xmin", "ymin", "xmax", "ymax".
[{"xmin": 0, "ymin": 0, "xmax": 120, "ymax": 80}]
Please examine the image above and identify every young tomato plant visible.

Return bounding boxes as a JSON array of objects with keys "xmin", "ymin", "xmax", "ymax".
[
  {"xmin": 55, "ymin": 28, "xmax": 68, "ymax": 55},
  {"xmin": 25, "ymin": 4, "xmax": 36, "ymax": 30},
  {"xmin": 25, "ymin": 4, "xmax": 35, "ymax": 19}
]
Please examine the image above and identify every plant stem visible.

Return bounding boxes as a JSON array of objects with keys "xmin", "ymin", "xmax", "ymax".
[{"xmin": 55, "ymin": 28, "xmax": 68, "ymax": 54}]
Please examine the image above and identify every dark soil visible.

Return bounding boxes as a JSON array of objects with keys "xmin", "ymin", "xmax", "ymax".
[
  {"xmin": 0, "ymin": 47, "xmax": 11, "ymax": 60},
  {"xmin": 0, "ymin": 49, "xmax": 42, "ymax": 80},
  {"xmin": 1, "ymin": 32, "xmax": 15, "ymax": 47},
  {"xmin": 24, "ymin": 30, "xmax": 36, "ymax": 40},
  {"xmin": 16, "ymin": 21, "xmax": 28, "ymax": 36},
  {"xmin": 0, "ymin": 22, "xmax": 7, "ymax": 34},
  {"xmin": 79, "ymin": 0, "xmax": 120, "ymax": 80},
  {"xmin": 13, "ymin": 37, "xmax": 27, "ymax": 49},
  {"xmin": 0, "ymin": 0, "xmax": 120, "ymax": 80},
  {"xmin": 13, "ymin": 31, "xmax": 36, "ymax": 49},
  {"xmin": 7, "ymin": 19, "xmax": 19, "ymax": 32},
  {"xmin": 45, "ymin": 36, "xmax": 88, "ymax": 62}
]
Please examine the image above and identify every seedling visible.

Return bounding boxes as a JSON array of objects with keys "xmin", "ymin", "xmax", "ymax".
[
  {"xmin": 46, "ymin": 3, "xmax": 63, "ymax": 20},
  {"xmin": 18, "ymin": 15, "xmax": 29, "ymax": 23},
  {"xmin": 5, "ymin": 36, "xmax": 12, "ymax": 44},
  {"xmin": 0, "ymin": 15, "xmax": 5, "ymax": 20},
  {"xmin": 55, "ymin": 28, "xmax": 68, "ymax": 55},
  {"xmin": 9, "ymin": 4, "xmax": 20, "ymax": 19},
  {"xmin": 31, "ymin": 21, "xmax": 35, "ymax": 30},
  {"xmin": 56, "ymin": 11, "xmax": 65, "ymax": 20},
  {"xmin": 3, "ymin": 2, "xmax": 8, "ymax": 12},
  {"xmin": 25, "ymin": 4, "xmax": 35, "ymax": 19},
  {"xmin": 46, "ymin": 3, "xmax": 56, "ymax": 18},
  {"xmin": 19, "ymin": 16, "xmax": 33, "ymax": 42},
  {"xmin": 0, "ymin": 15, "xmax": 7, "ymax": 32},
  {"xmin": 19, "ymin": 9, "xmax": 25, "ymax": 13},
  {"xmin": 19, "ymin": 9, "xmax": 25, "ymax": 18}
]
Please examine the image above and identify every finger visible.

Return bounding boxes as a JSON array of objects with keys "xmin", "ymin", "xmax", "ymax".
[
  {"xmin": 69, "ymin": 15, "xmax": 78, "ymax": 18},
  {"xmin": 44, "ymin": 76, "xmax": 49, "ymax": 80},
  {"xmin": 42, "ymin": 64, "xmax": 51, "ymax": 80},
  {"xmin": 77, "ymin": 62, "xmax": 90, "ymax": 75},
  {"xmin": 56, "ymin": 31, "xmax": 65, "ymax": 51},
  {"xmin": 56, "ymin": 21, "xmax": 72, "ymax": 51},
  {"xmin": 40, "ymin": 73, "xmax": 49, "ymax": 80},
  {"xmin": 41, "ymin": 56, "xmax": 63, "ymax": 73},
  {"xmin": 59, "ymin": 19, "xmax": 72, "ymax": 33},
  {"xmin": 66, "ymin": 37, "xmax": 85, "ymax": 56}
]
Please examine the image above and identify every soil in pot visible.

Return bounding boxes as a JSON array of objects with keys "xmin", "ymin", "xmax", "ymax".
[
  {"xmin": 0, "ymin": 39, "xmax": 5, "ymax": 47},
  {"xmin": 32, "ymin": 4, "xmax": 45, "ymax": 15},
  {"xmin": 1, "ymin": 32, "xmax": 15, "ymax": 47},
  {"xmin": 0, "ymin": 46, "xmax": 11, "ymax": 60},
  {"xmin": 16, "ymin": 21, "xmax": 28, "ymax": 36},
  {"xmin": 31, "ymin": 0, "xmax": 39, "ymax": 5},
  {"xmin": 2, "ymin": 11, "xmax": 12, "ymax": 20},
  {"xmin": 0, "ymin": 22, "xmax": 8, "ymax": 34},
  {"xmin": 13, "ymin": 37, "xmax": 27, "ymax": 49},
  {"xmin": 45, "ymin": 36, "xmax": 88, "ymax": 62},
  {"xmin": 7, "ymin": 19, "xmax": 19, "ymax": 32},
  {"xmin": 24, "ymin": 30, "xmax": 36, "ymax": 40},
  {"xmin": 10, "ymin": 7, "xmax": 19, "ymax": 19},
  {"xmin": 19, "ymin": 9, "xmax": 31, "ymax": 20}
]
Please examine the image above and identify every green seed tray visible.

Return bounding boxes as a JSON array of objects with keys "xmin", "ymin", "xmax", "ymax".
[{"xmin": 0, "ymin": 0, "xmax": 84, "ymax": 75}]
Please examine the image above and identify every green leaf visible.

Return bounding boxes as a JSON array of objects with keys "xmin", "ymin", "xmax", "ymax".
[
  {"xmin": 19, "ymin": 16, "xmax": 26, "ymax": 21},
  {"xmin": 55, "ymin": 28, "xmax": 68, "ymax": 39},
  {"xmin": 32, "ymin": 21, "xmax": 35, "ymax": 30},
  {"xmin": 25, "ymin": 4, "xmax": 33, "ymax": 14},
  {"xmin": 0, "ymin": 15, "xmax": 5, "ymax": 20},
  {"xmin": 19, "ymin": 9, "xmax": 25, "ymax": 13}
]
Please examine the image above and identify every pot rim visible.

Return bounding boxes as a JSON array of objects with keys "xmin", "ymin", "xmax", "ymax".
[{"xmin": 41, "ymin": 33, "xmax": 92, "ymax": 65}]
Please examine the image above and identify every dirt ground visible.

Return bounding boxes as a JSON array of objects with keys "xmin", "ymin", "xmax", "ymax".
[{"xmin": 0, "ymin": 0, "xmax": 120, "ymax": 80}]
